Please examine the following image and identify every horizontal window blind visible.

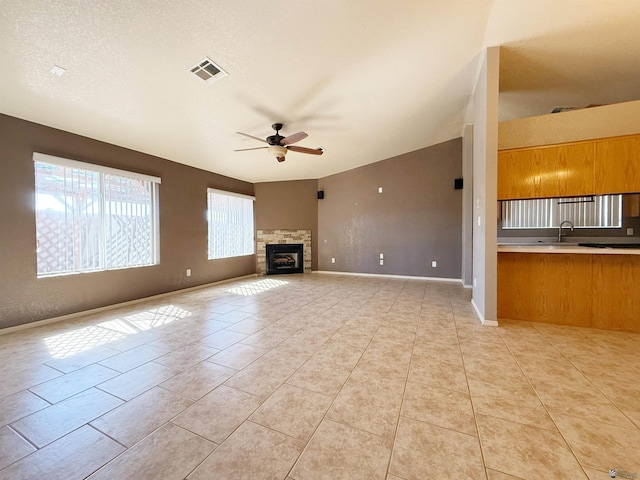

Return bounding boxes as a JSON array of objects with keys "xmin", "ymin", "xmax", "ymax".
[
  {"xmin": 502, "ymin": 195, "xmax": 622, "ymax": 229},
  {"xmin": 207, "ymin": 189, "xmax": 255, "ymax": 260},
  {"xmin": 34, "ymin": 154, "xmax": 160, "ymax": 277}
]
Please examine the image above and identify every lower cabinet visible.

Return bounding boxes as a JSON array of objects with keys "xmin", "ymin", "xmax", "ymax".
[
  {"xmin": 498, "ymin": 252, "xmax": 640, "ymax": 333},
  {"xmin": 591, "ymin": 255, "xmax": 640, "ymax": 331},
  {"xmin": 497, "ymin": 253, "xmax": 592, "ymax": 327}
]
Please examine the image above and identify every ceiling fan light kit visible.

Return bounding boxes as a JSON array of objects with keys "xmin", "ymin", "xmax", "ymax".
[
  {"xmin": 268, "ymin": 145, "xmax": 288, "ymax": 162},
  {"xmin": 235, "ymin": 123, "xmax": 323, "ymax": 162}
]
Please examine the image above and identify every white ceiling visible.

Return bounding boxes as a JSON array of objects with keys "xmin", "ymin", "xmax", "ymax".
[{"xmin": 2, "ymin": 0, "xmax": 640, "ymax": 183}]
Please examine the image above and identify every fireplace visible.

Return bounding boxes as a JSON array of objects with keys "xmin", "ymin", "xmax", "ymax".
[{"xmin": 266, "ymin": 243, "xmax": 304, "ymax": 275}]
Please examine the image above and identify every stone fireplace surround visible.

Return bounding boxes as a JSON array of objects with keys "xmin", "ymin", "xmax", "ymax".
[{"xmin": 256, "ymin": 229, "xmax": 312, "ymax": 275}]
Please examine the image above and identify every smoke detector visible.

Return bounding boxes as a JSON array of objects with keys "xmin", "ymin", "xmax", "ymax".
[{"xmin": 190, "ymin": 57, "xmax": 228, "ymax": 84}]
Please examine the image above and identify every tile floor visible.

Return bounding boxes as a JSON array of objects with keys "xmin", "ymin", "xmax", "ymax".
[{"xmin": 1, "ymin": 273, "xmax": 639, "ymax": 479}]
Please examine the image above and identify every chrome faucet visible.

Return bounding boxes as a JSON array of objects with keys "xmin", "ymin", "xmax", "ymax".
[{"xmin": 558, "ymin": 220, "xmax": 574, "ymax": 242}]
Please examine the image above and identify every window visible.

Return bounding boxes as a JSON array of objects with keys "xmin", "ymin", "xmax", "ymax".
[
  {"xmin": 34, "ymin": 153, "xmax": 160, "ymax": 277},
  {"xmin": 501, "ymin": 195, "xmax": 622, "ymax": 229},
  {"xmin": 207, "ymin": 189, "xmax": 255, "ymax": 259}
]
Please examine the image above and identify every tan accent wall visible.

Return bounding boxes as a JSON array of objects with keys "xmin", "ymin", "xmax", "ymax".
[
  {"xmin": 499, "ymin": 100, "xmax": 640, "ymax": 150},
  {"xmin": 0, "ymin": 114, "xmax": 255, "ymax": 329},
  {"xmin": 254, "ymin": 180, "xmax": 319, "ymax": 270}
]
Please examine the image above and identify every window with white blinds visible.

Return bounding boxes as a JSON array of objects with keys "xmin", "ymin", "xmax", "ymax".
[
  {"xmin": 501, "ymin": 195, "xmax": 622, "ymax": 229},
  {"xmin": 207, "ymin": 189, "xmax": 255, "ymax": 259},
  {"xmin": 34, "ymin": 153, "xmax": 160, "ymax": 277}
]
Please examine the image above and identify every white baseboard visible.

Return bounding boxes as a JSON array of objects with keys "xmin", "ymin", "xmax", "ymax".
[
  {"xmin": 0, "ymin": 274, "xmax": 257, "ymax": 336},
  {"xmin": 314, "ymin": 270, "xmax": 463, "ymax": 284},
  {"xmin": 470, "ymin": 298, "xmax": 499, "ymax": 327}
]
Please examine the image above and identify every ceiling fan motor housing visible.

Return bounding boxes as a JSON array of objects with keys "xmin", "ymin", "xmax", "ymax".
[
  {"xmin": 267, "ymin": 123, "xmax": 285, "ymax": 145},
  {"xmin": 266, "ymin": 134, "xmax": 285, "ymax": 145}
]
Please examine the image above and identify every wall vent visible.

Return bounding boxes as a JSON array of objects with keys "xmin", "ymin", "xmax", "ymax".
[
  {"xmin": 550, "ymin": 106, "xmax": 577, "ymax": 113},
  {"xmin": 190, "ymin": 57, "xmax": 228, "ymax": 84}
]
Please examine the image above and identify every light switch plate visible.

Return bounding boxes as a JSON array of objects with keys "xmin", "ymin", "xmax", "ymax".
[{"xmin": 627, "ymin": 228, "xmax": 634, "ymax": 236}]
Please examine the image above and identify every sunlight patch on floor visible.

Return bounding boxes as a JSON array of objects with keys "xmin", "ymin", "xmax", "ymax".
[
  {"xmin": 226, "ymin": 278, "xmax": 289, "ymax": 296},
  {"xmin": 44, "ymin": 305, "xmax": 193, "ymax": 359}
]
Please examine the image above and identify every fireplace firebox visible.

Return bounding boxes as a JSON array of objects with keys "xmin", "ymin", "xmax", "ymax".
[{"xmin": 266, "ymin": 243, "xmax": 304, "ymax": 275}]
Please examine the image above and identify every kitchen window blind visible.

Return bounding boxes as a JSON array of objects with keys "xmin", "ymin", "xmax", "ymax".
[{"xmin": 501, "ymin": 195, "xmax": 622, "ymax": 229}]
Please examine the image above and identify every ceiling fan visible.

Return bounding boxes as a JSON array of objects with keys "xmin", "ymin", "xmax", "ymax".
[{"xmin": 235, "ymin": 123, "xmax": 323, "ymax": 162}]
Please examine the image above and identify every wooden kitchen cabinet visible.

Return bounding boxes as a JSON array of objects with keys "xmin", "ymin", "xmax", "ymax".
[
  {"xmin": 498, "ymin": 149, "xmax": 538, "ymax": 199},
  {"xmin": 497, "ymin": 252, "xmax": 592, "ymax": 327},
  {"xmin": 498, "ymin": 142, "xmax": 595, "ymax": 200},
  {"xmin": 591, "ymin": 255, "xmax": 640, "ymax": 332},
  {"xmin": 594, "ymin": 135, "xmax": 640, "ymax": 194},
  {"xmin": 498, "ymin": 252, "xmax": 640, "ymax": 333}
]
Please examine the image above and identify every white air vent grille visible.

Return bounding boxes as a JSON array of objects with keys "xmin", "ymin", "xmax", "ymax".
[{"xmin": 190, "ymin": 57, "xmax": 228, "ymax": 84}]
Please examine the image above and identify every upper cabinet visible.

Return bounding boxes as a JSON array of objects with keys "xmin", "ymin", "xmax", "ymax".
[
  {"xmin": 594, "ymin": 136, "xmax": 640, "ymax": 194},
  {"xmin": 498, "ymin": 134, "xmax": 640, "ymax": 200},
  {"xmin": 498, "ymin": 142, "xmax": 594, "ymax": 200}
]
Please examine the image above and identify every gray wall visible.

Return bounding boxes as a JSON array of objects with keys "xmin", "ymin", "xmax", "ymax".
[
  {"xmin": 317, "ymin": 138, "xmax": 463, "ymax": 278},
  {"xmin": 0, "ymin": 114, "xmax": 255, "ymax": 329},
  {"xmin": 254, "ymin": 180, "xmax": 319, "ymax": 270}
]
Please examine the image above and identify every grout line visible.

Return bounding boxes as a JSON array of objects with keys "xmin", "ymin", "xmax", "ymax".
[
  {"xmin": 7, "ymin": 424, "xmax": 39, "ymax": 451},
  {"xmin": 451, "ymin": 290, "xmax": 491, "ymax": 477}
]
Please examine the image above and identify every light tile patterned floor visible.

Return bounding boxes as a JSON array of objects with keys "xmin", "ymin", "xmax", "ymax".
[{"xmin": 1, "ymin": 273, "xmax": 639, "ymax": 479}]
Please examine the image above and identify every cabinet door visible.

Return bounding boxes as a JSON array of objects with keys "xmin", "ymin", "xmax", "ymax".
[
  {"xmin": 497, "ymin": 252, "xmax": 592, "ymax": 326},
  {"xmin": 535, "ymin": 143, "xmax": 594, "ymax": 198},
  {"xmin": 498, "ymin": 150, "xmax": 538, "ymax": 200},
  {"xmin": 498, "ymin": 143, "xmax": 595, "ymax": 200},
  {"xmin": 594, "ymin": 135, "xmax": 640, "ymax": 194}
]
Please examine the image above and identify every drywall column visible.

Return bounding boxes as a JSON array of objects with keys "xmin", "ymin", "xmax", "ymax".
[
  {"xmin": 461, "ymin": 124, "xmax": 473, "ymax": 287},
  {"xmin": 471, "ymin": 47, "xmax": 500, "ymax": 325}
]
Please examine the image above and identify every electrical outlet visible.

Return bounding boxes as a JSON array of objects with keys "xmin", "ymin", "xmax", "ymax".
[
  {"xmin": 186, "ymin": 269, "xmax": 191, "ymax": 277},
  {"xmin": 331, "ymin": 257, "xmax": 335, "ymax": 264},
  {"xmin": 378, "ymin": 187, "xmax": 383, "ymax": 193},
  {"xmin": 379, "ymin": 253, "xmax": 384, "ymax": 259},
  {"xmin": 627, "ymin": 228, "xmax": 634, "ymax": 236},
  {"xmin": 379, "ymin": 259, "xmax": 384, "ymax": 265},
  {"xmin": 431, "ymin": 261, "xmax": 437, "ymax": 268}
]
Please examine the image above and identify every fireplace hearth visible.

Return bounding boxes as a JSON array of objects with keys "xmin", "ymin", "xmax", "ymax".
[{"xmin": 266, "ymin": 243, "xmax": 304, "ymax": 275}]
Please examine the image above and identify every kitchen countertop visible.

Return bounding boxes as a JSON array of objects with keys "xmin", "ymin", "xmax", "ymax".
[{"xmin": 498, "ymin": 243, "xmax": 640, "ymax": 255}]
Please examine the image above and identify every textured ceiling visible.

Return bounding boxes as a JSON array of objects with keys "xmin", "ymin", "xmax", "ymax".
[{"xmin": 2, "ymin": 0, "xmax": 640, "ymax": 183}]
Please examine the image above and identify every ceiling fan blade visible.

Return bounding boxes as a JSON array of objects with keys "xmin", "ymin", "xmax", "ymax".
[
  {"xmin": 236, "ymin": 132, "xmax": 267, "ymax": 143},
  {"xmin": 280, "ymin": 131, "xmax": 308, "ymax": 145},
  {"xmin": 286, "ymin": 145, "xmax": 324, "ymax": 155},
  {"xmin": 276, "ymin": 156, "xmax": 286, "ymax": 163},
  {"xmin": 234, "ymin": 146, "xmax": 268, "ymax": 152}
]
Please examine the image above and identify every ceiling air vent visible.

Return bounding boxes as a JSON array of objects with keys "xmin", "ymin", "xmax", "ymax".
[
  {"xmin": 190, "ymin": 57, "xmax": 228, "ymax": 84},
  {"xmin": 550, "ymin": 106, "xmax": 577, "ymax": 114}
]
